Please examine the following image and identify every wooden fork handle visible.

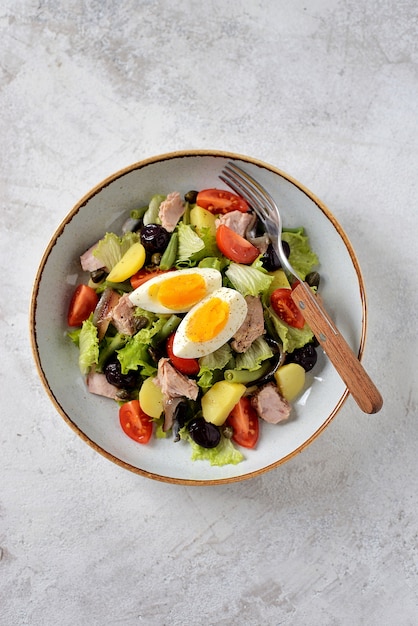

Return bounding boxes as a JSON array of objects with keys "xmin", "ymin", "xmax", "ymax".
[{"xmin": 291, "ymin": 283, "xmax": 383, "ymax": 414}]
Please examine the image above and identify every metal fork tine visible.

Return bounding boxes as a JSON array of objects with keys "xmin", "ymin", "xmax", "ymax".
[
  {"xmin": 221, "ymin": 166, "xmax": 266, "ymax": 213},
  {"xmin": 220, "ymin": 166, "xmax": 279, "ymax": 236},
  {"xmin": 221, "ymin": 164, "xmax": 279, "ymax": 228},
  {"xmin": 220, "ymin": 161, "xmax": 296, "ymax": 280},
  {"xmin": 224, "ymin": 163, "xmax": 279, "ymax": 220}
]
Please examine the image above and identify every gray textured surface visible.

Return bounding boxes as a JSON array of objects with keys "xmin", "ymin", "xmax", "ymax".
[{"xmin": 1, "ymin": 1, "xmax": 418, "ymax": 624}]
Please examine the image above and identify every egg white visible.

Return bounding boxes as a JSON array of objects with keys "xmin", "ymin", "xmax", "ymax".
[
  {"xmin": 172, "ymin": 287, "xmax": 248, "ymax": 358},
  {"xmin": 128, "ymin": 267, "xmax": 222, "ymax": 314}
]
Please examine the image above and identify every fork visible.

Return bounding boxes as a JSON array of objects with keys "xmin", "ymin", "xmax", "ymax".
[{"xmin": 220, "ymin": 161, "xmax": 383, "ymax": 414}]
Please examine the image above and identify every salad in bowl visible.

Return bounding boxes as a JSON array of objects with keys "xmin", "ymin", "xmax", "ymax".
[
  {"xmin": 66, "ymin": 186, "xmax": 321, "ymax": 467},
  {"xmin": 30, "ymin": 151, "xmax": 366, "ymax": 484}
]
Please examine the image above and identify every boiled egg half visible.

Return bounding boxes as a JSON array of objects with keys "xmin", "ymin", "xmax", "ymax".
[
  {"xmin": 172, "ymin": 287, "xmax": 248, "ymax": 358},
  {"xmin": 128, "ymin": 267, "xmax": 222, "ymax": 314}
]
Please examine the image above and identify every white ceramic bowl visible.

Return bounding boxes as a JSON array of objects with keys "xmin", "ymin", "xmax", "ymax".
[{"xmin": 30, "ymin": 150, "xmax": 366, "ymax": 485}]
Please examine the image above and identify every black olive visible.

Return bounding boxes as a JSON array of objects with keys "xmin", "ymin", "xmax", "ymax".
[
  {"xmin": 188, "ymin": 417, "xmax": 221, "ymax": 449},
  {"xmin": 261, "ymin": 241, "xmax": 290, "ymax": 271},
  {"xmin": 185, "ymin": 190, "xmax": 198, "ymax": 203},
  {"xmin": 172, "ymin": 401, "xmax": 192, "ymax": 442},
  {"xmin": 288, "ymin": 343, "xmax": 318, "ymax": 372},
  {"xmin": 173, "ymin": 400, "xmax": 189, "ymax": 429},
  {"xmin": 282, "ymin": 240, "xmax": 290, "ymax": 258},
  {"xmin": 140, "ymin": 224, "xmax": 170, "ymax": 253},
  {"xmin": 104, "ymin": 358, "xmax": 138, "ymax": 389}
]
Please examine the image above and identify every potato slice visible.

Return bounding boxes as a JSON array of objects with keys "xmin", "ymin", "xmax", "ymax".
[
  {"xmin": 274, "ymin": 363, "xmax": 306, "ymax": 402},
  {"xmin": 106, "ymin": 242, "xmax": 146, "ymax": 283},
  {"xmin": 268, "ymin": 269, "xmax": 291, "ymax": 295},
  {"xmin": 201, "ymin": 381, "xmax": 246, "ymax": 426},
  {"xmin": 139, "ymin": 376, "xmax": 164, "ymax": 419},
  {"xmin": 190, "ymin": 205, "xmax": 217, "ymax": 237}
]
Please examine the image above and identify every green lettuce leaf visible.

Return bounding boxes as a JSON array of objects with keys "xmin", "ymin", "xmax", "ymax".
[
  {"xmin": 78, "ymin": 318, "xmax": 99, "ymax": 374},
  {"xmin": 133, "ymin": 307, "xmax": 159, "ymax": 326},
  {"xmin": 267, "ymin": 307, "xmax": 314, "ymax": 353},
  {"xmin": 117, "ymin": 341, "xmax": 157, "ymax": 378},
  {"xmin": 67, "ymin": 328, "xmax": 81, "ymax": 346},
  {"xmin": 143, "ymin": 194, "xmax": 166, "ymax": 225},
  {"xmin": 225, "ymin": 262, "xmax": 273, "ymax": 297},
  {"xmin": 199, "ymin": 343, "xmax": 233, "ymax": 371},
  {"xmin": 176, "ymin": 223, "xmax": 205, "ymax": 265},
  {"xmin": 198, "ymin": 256, "xmax": 228, "ymax": 272},
  {"xmin": 93, "ymin": 231, "xmax": 139, "ymax": 271},
  {"xmin": 197, "ymin": 344, "xmax": 233, "ymax": 391},
  {"xmin": 184, "ymin": 433, "xmax": 244, "ymax": 466},
  {"xmin": 234, "ymin": 337, "xmax": 274, "ymax": 370},
  {"xmin": 190, "ymin": 226, "xmax": 221, "ymax": 262},
  {"xmin": 197, "ymin": 369, "xmax": 224, "ymax": 392},
  {"xmin": 154, "ymin": 417, "xmax": 168, "ymax": 439},
  {"xmin": 281, "ymin": 229, "xmax": 318, "ymax": 280},
  {"xmin": 116, "ymin": 317, "xmax": 167, "ymax": 375}
]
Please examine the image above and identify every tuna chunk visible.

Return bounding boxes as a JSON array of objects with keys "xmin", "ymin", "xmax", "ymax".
[
  {"xmin": 251, "ymin": 382, "xmax": 291, "ymax": 424},
  {"xmin": 248, "ymin": 234, "xmax": 270, "ymax": 255},
  {"xmin": 111, "ymin": 294, "xmax": 141, "ymax": 336},
  {"xmin": 80, "ymin": 242, "xmax": 105, "ymax": 272},
  {"xmin": 215, "ymin": 210, "xmax": 256, "ymax": 238},
  {"xmin": 154, "ymin": 358, "xmax": 199, "ymax": 401},
  {"xmin": 86, "ymin": 371, "xmax": 118, "ymax": 400},
  {"xmin": 159, "ymin": 192, "xmax": 185, "ymax": 232},
  {"xmin": 231, "ymin": 295, "xmax": 265, "ymax": 353}
]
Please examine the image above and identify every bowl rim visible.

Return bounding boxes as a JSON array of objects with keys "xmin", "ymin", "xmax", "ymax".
[{"xmin": 29, "ymin": 149, "xmax": 367, "ymax": 485}]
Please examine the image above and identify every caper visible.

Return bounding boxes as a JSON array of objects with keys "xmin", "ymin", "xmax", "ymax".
[
  {"xmin": 306, "ymin": 271, "xmax": 320, "ymax": 289},
  {"xmin": 184, "ymin": 190, "xmax": 198, "ymax": 204},
  {"xmin": 222, "ymin": 425, "xmax": 234, "ymax": 439},
  {"xmin": 151, "ymin": 252, "xmax": 162, "ymax": 266},
  {"xmin": 90, "ymin": 269, "xmax": 107, "ymax": 284},
  {"xmin": 115, "ymin": 389, "xmax": 133, "ymax": 401},
  {"xmin": 135, "ymin": 315, "xmax": 150, "ymax": 331}
]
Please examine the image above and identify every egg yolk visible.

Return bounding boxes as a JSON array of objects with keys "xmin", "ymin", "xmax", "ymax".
[
  {"xmin": 185, "ymin": 298, "xmax": 230, "ymax": 342},
  {"xmin": 149, "ymin": 273, "xmax": 207, "ymax": 310}
]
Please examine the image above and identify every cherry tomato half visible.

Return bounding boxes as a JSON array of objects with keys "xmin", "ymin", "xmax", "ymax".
[
  {"xmin": 130, "ymin": 267, "xmax": 171, "ymax": 290},
  {"xmin": 67, "ymin": 284, "xmax": 99, "ymax": 327},
  {"xmin": 196, "ymin": 189, "xmax": 249, "ymax": 214},
  {"xmin": 226, "ymin": 396, "xmax": 259, "ymax": 449},
  {"xmin": 270, "ymin": 288, "xmax": 305, "ymax": 329},
  {"xmin": 119, "ymin": 400, "xmax": 153, "ymax": 444},
  {"xmin": 216, "ymin": 224, "xmax": 259, "ymax": 265},
  {"xmin": 166, "ymin": 333, "xmax": 200, "ymax": 376}
]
